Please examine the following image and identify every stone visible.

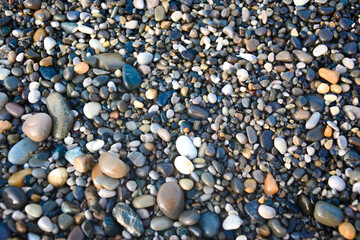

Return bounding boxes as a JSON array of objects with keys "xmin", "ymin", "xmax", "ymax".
[
  {"xmin": 258, "ymin": 205, "xmax": 276, "ymax": 219},
  {"xmin": 268, "ymin": 219, "xmax": 287, "ymax": 238},
  {"xmin": 174, "ymin": 156, "xmax": 194, "ymax": 175},
  {"xmin": 4, "ymin": 76, "xmax": 20, "ymax": 92},
  {"xmin": 318, "ymin": 28, "xmax": 333, "ymax": 42},
  {"xmin": 46, "ymin": 92, "xmax": 74, "ymax": 140},
  {"xmin": 112, "ymin": 203, "xmax": 144, "ymax": 237},
  {"xmin": 25, "ymin": 204, "xmax": 42, "ymax": 218},
  {"xmin": 157, "ymin": 128, "xmax": 171, "ymax": 142},
  {"xmin": 22, "ymin": 113, "xmax": 52, "ymax": 142},
  {"xmin": 37, "ymin": 216, "xmax": 53, "ymax": 232},
  {"xmin": 137, "ymin": 52, "xmax": 153, "ymax": 65},
  {"xmin": 48, "ymin": 167, "xmax": 68, "ymax": 187},
  {"xmin": 305, "ymin": 112, "xmax": 321, "ymax": 130},
  {"xmin": 83, "ymin": 102, "xmax": 102, "ymax": 119},
  {"xmin": 157, "ymin": 182, "xmax": 184, "ymax": 219},
  {"xmin": 179, "ymin": 210, "xmax": 200, "ymax": 226},
  {"xmin": 292, "ymin": 50, "xmax": 313, "ymax": 64},
  {"xmin": 314, "ymin": 201, "xmax": 344, "ymax": 227},
  {"xmin": 201, "ymin": 172, "xmax": 215, "ymax": 187},
  {"xmin": 65, "ymin": 147, "xmax": 84, "ymax": 164},
  {"xmin": 74, "ymin": 62, "xmax": 89, "ymax": 74},
  {"xmin": 275, "ymin": 51, "xmax": 293, "ymax": 62},
  {"xmin": 89, "ymin": 39, "xmax": 105, "ymax": 52},
  {"xmin": 154, "ymin": 6, "xmax": 165, "ymax": 21},
  {"xmin": 133, "ymin": 0, "xmax": 145, "ymax": 9},
  {"xmin": 68, "ymin": 226, "xmax": 85, "ymax": 240},
  {"xmin": 94, "ymin": 53, "xmax": 125, "ymax": 72},
  {"xmin": 132, "ymin": 195, "xmax": 156, "ymax": 208},
  {"xmin": 198, "ymin": 212, "xmax": 220, "ymax": 238},
  {"xmin": 187, "ymin": 105, "xmax": 209, "ymax": 120},
  {"xmin": 313, "ymin": 44, "xmax": 328, "ymax": 57},
  {"xmin": 222, "ymin": 84, "xmax": 233, "ymax": 95},
  {"xmin": 222, "ymin": 215, "xmax": 243, "ymax": 230},
  {"xmin": 0, "ymin": 68, "xmax": 10, "ymax": 80},
  {"xmin": 8, "ymin": 137, "xmax": 39, "ymax": 165},
  {"xmin": 294, "ymin": 0, "xmax": 309, "ymax": 5},
  {"xmin": 319, "ymin": 68, "xmax": 339, "ymax": 84},
  {"xmin": 179, "ymin": 178, "xmax": 194, "ymax": 190},
  {"xmin": 328, "ymin": 175, "xmax": 346, "ymax": 192},
  {"xmin": 317, "ymin": 83, "xmax": 330, "ymax": 94},
  {"xmin": 338, "ymin": 222, "xmax": 356, "ymax": 240},
  {"xmin": 127, "ymin": 151, "xmax": 146, "ymax": 167},
  {"xmin": 93, "ymin": 175, "xmax": 120, "ymax": 190},
  {"xmin": 176, "ymin": 135, "xmax": 197, "ymax": 159},
  {"xmin": 337, "ymin": 135, "xmax": 347, "ymax": 149},
  {"xmin": 244, "ymin": 179, "xmax": 257, "ymax": 193},
  {"xmin": 246, "ymin": 126, "xmax": 257, "ymax": 144},
  {"xmin": 99, "ymin": 152, "xmax": 129, "ymax": 178},
  {"xmin": 5, "ymin": 102, "xmax": 24, "ymax": 118},
  {"xmin": 150, "ymin": 216, "xmax": 174, "ymax": 231},
  {"xmin": 274, "ymin": 137, "xmax": 287, "ymax": 154},
  {"xmin": 260, "ymin": 130, "xmax": 273, "ymax": 151},
  {"xmin": 264, "ymin": 173, "xmax": 279, "ymax": 195},
  {"xmin": 246, "ymin": 39, "xmax": 259, "ymax": 52},
  {"xmin": 74, "ymin": 154, "xmax": 94, "ymax": 173},
  {"xmin": 146, "ymin": 0, "xmax": 159, "ymax": 9},
  {"xmin": 122, "ymin": 64, "xmax": 142, "ymax": 90},
  {"xmin": 2, "ymin": 186, "xmax": 27, "ymax": 209},
  {"xmin": 343, "ymin": 42, "xmax": 357, "ymax": 56},
  {"xmin": 24, "ymin": 0, "xmax": 42, "ymax": 10},
  {"xmin": 297, "ymin": 194, "xmax": 314, "ymax": 216},
  {"xmin": 306, "ymin": 125, "xmax": 324, "ymax": 142},
  {"xmin": 103, "ymin": 214, "xmax": 122, "ymax": 237},
  {"xmin": 8, "ymin": 168, "xmax": 32, "ymax": 187}
]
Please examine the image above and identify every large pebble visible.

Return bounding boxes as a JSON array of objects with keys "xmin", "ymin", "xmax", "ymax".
[
  {"xmin": 122, "ymin": 64, "xmax": 142, "ymax": 90},
  {"xmin": 258, "ymin": 205, "xmax": 276, "ymax": 219},
  {"xmin": 99, "ymin": 152, "xmax": 129, "ymax": 178},
  {"xmin": 157, "ymin": 182, "xmax": 184, "ymax": 219},
  {"xmin": 2, "ymin": 186, "xmax": 27, "ymax": 209},
  {"xmin": 38, "ymin": 216, "xmax": 53, "ymax": 232},
  {"xmin": 222, "ymin": 214, "xmax": 243, "ymax": 230},
  {"xmin": 83, "ymin": 102, "xmax": 102, "ymax": 119},
  {"xmin": 174, "ymin": 156, "xmax": 194, "ymax": 175},
  {"xmin": 198, "ymin": 212, "xmax": 220, "ymax": 238},
  {"xmin": 22, "ymin": 113, "xmax": 52, "ymax": 142},
  {"xmin": 48, "ymin": 168, "xmax": 68, "ymax": 187},
  {"xmin": 305, "ymin": 112, "xmax": 321, "ymax": 129},
  {"xmin": 112, "ymin": 203, "xmax": 144, "ymax": 237},
  {"xmin": 132, "ymin": 195, "xmax": 156, "ymax": 208},
  {"xmin": 8, "ymin": 137, "xmax": 39, "ymax": 165},
  {"xmin": 274, "ymin": 137, "xmax": 287, "ymax": 154},
  {"xmin": 328, "ymin": 175, "xmax": 346, "ymax": 192},
  {"xmin": 25, "ymin": 204, "xmax": 43, "ymax": 218},
  {"xmin": 176, "ymin": 135, "xmax": 197, "ymax": 159},
  {"xmin": 137, "ymin": 52, "xmax": 153, "ymax": 65},
  {"xmin": 314, "ymin": 201, "xmax": 344, "ymax": 227},
  {"xmin": 46, "ymin": 92, "xmax": 74, "ymax": 140}
]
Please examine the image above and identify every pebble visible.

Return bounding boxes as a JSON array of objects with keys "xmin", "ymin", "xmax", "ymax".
[
  {"xmin": 319, "ymin": 68, "xmax": 339, "ymax": 84},
  {"xmin": 157, "ymin": 128, "xmax": 171, "ymax": 142},
  {"xmin": 137, "ymin": 52, "xmax": 153, "ymax": 65},
  {"xmin": 179, "ymin": 210, "xmax": 200, "ymax": 226},
  {"xmin": 74, "ymin": 62, "xmax": 90, "ymax": 74},
  {"xmin": 264, "ymin": 173, "xmax": 279, "ymax": 195},
  {"xmin": 8, "ymin": 168, "xmax": 32, "ymax": 187},
  {"xmin": 222, "ymin": 214, "xmax": 243, "ymax": 230},
  {"xmin": 37, "ymin": 216, "xmax": 53, "ymax": 232},
  {"xmin": 198, "ymin": 212, "xmax": 220, "ymax": 238},
  {"xmin": 338, "ymin": 222, "xmax": 356, "ymax": 240},
  {"xmin": 328, "ymin": 175, "xmax": 346, "ymax": 192},
  {"xmin": 176, "ymin": 135, "xmax": 197, "ymax": 159},
  {"xmin": 99, "ymin": 152, "xmax": 129, "ymax": 178},
  {"xmin": 258, "ymin": 205, "xmax": 276, "ymax": 219},
  {"xmin": 25, "ymin": 204, "xmax": 43, "ymax": 218},
  {"xmin": 305, "ymin": 112, "xmax": 321, "ymax": 129},
  {"xmin": 150, "ymin": 216, "xmax": 174, "ymax": 231},
  {"xmin": 112, "ymin": 203, "xmax": 144, "ymax": 237},
  {"xmin": 43, "ymin": 37, "xmax": 56, "ymax": 51},
  {"xmin": 122, "ymin": 64, "xmax": 142, "ymax": 90},
  {"xmin": 132, "ymin": 195, "xmax": 156, "ymax": 208},
  {"xmin": 174, "ymin": 156, "xmax": 194, "ymax": 175},
  {"xmin": 83, "ymin": 102, "xmax": 102, "ymax": 119},
  {"xmin": 157, "ymin": 182, "xmax": 184, "ymax": 219},
  {"xmin": 133, "ymin": 0, "xmax": 145, "ymax": 9},
  {"xmin": 22, "ymin": 113, "xmax": 52, "ymax": 142},
  {"xmin": 0, "ymin": 68, "xmax": 10, "ymax": 80},
  {"xmin": 313, "ymin": 45, "xmax": 328, "ymax": 57},
  {"xmin": 48, "ymin": 168, "xmax": 68, "ymax": 187},
  {"xmin": 274, "ymin": 137, "xmax": 287, "ymax": 154},
  {"xmin": 314, "ymin": 201, "xmax": 344, "ymax": 227},
  {"xmin": 74, "ymin": 154, "xmax": 94, "ymax": 173},
  {"xmin": 2, "ymin": 186, "xmax": 27, "ymax": 209},
  {"xmin": 8, "ymin": 137, "xmax": 39, "ymax": 165},
  {"xmin": 5, "ymin": 102, "xmax": 24, "ymax": 118}
]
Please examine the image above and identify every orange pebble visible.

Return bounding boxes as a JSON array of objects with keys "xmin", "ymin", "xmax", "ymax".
[
  {"xmin": 339, "ymin": 222, "xmax": 356, "ymax": 240},
  {"xmin": 8, "ymin": 168, "xmax": 32, "ymax": 187},
  {"xmin": 264, "ymin": 173, "xmax": 279, "ymax": 195},
  {"xmin": 0, "ymin": 120, "xmax": 12, "ymax": 133},
  {"xmin": 91, "ymin": 163, "xmax": 104, "ymax": 189},
  {"xmin": 324, "ymin": 126, "xmax": 333, "ymax": 138},
  {"xmin": 74, "ymin": 62, "xmax": 90, "ymax": 75}
]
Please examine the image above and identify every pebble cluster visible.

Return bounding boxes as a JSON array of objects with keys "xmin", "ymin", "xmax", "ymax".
[{"xmin": 0, "ymin": 0, "xmax": 360, "ymax": 239}]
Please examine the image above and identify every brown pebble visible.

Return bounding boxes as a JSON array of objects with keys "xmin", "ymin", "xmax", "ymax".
[
  {"xmin": 157, "ymin": 182, "xmax": 185, "ymax": 219},
  {"xmin": 244, "ymin": 179, "xmax": 257, "ymax": 193},
  {"xmin": 157, "ymin": 128, "xmax": 171, "ymax": 142},
  {"xmin": 48, "ymin": 168, "xmax": 68, "ymax": 188},
  {"xmin": 74, "ymin": 62, "xmax": 89, "ymax": 75},
  {"xmin": 33, "ymin": 28, "xmax": 47, "ymax": 42},
  {"xmin": 22, "ymin": 113, "xmax": 52, "ymax": 142},
  {"xmin": 23, "ymin": 0, "xmax": 42, "ymax": 10},
  {"xmin": 39, "ymin": 56, "xmax": 53, "ymax": 66},
  {"xmin": 264, "ymin": 173, "xmax": 279, "ymax": 195},
  {"xmin": 74, "ymin": 154, "xmax": 94, "ymax": 173},
  {"xmin": 5, "ymin": 102, "xmax": 25, "ymax": 118},
  {"xmin": 246, "ymin": 39, "xmax": 260, "ymax": 52},
  {"xmin": 338, "ymin": 222, "xmax": 356, "ymax": 240},
  {"xmin": 324, "ymin": 126, "xmax": 333, "ymax": 138},
  {"xmin": 91, "ymin": 164, "xmax": 104, "ymax": 189},
  {"xmin": 8, "ymin": 168, "xmax": 32, "ymax": 187},
  {"xmin": 319, "ymin": 68, "xmax": 339, "ymax": 84},
  {"xmin": 67, "ymin": 226, "xmax": 85, "ymax": 240},
  {"xmin": 99, "ymin": 152, "xmax": 130, "ymax": 179},
  {"xmin": 0, "ymin": 120, "xmax": 12, "ymax": 133}
]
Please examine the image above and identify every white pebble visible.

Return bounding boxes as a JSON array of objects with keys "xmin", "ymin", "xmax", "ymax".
[
  {"xmin": 37, "ymin": 216, "xmax": 54, "ymax": 232},
  {"xmin": 222, "ymin": 215, "xmax": 243, "ymax": 230},
  {"xmin": 258, "ymin": 205, "xmax": 276, "ymax": 219},
  {"xmin": 174, "ymin": 156, "xmax": 194, "ymax": 175},
  {"xmin": 313, "ymin": 44, "xmax": 328, "ymax": 57},
  {"xmin": 176, "ymin": 135, "xmax": 197, "ymax": 159},
  {"xmin": 77, "ymin": 25, "xmax": 94, "ymax": 34},
  {"xmin": 137, "ymin": 52, "xmax": 153, "ymax": 65},
  {"xmin": 305, "ymin": 112, "xmax": 321, "ymax": 129},
  {"xmin": 222, "ymin": 84, "xmax": 233, "ymax": 95},
  {"xmin": 328, "ymin": 175, "xmax": 346, "ymax": 192},
  {"xmin": 44, "ymin": 37, "xmax": 56, "ymax": 51},
  {"xmin": 274, "ymin": 137, "xmax": 287, "ymax": 154}
]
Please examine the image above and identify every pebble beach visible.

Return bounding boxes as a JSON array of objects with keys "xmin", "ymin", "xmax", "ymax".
[{"xmin": 0, "ymin": 0, "xmax": 360, "ymax": 239}]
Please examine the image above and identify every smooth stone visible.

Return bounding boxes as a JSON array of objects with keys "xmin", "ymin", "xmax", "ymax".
[
  {"xmin": 68, "ymin": 226, "xmax": 85, "ymax": 240},
  {"xmin": 179, "ymin": 178, "xmax": 194, "ymax": 190},
  {"xmin": 258, "ymin": 205, "xmax": 276, "ymax": 219},
  {"xmin": 123, "ymin": 64, "xmax": 142, "ymax": 90},
  {"xmin": 343, "ymin": 42, "xmax": 357, "ymax": 56},
  {"xmin": 314, "ymin": 201, "xmax": 344, "ymax": 227},
  {"xmin": 103, "ymin": 215, "xmax": 122, "ymax": 237},
  {"xmin": 58, "ymin": 214, "xmax": 74, "ymax": 230},
  {"xmin": 83, "ymin": 102, "xmax": 102, "ymax": 119},
  {"xmin": 43, "ymin": 37, "xmax": 56, "ymax": 51},
  {"xmin": 339, "ymin": 222, "xmax": 356, "ymax": 240},
  {"xmin": 4, "ymin": 76, "xmax": 20, "ymax": 91},
  {"xmin": 222, "ymin": 215, "xmax": 243, "ymax": 230},
  {"xmin": 297, "ymin": 194, "xmax": 314, "ymax": 216},
  {"xmin": 246, "ymin": 126, "xmax": 257, "ymax": 144},
  {"xmin": 294, "ymin": 0, "xmax": 309, "ymax": 5},
  {"xmin": 37, "ymin": 216, "xmax": 53, "ymax": 232},
  {"xmin": 176, "ymin": 135, "xmax": 197, "ymax": 159},
  {"xmin": 154, "ymin": 6, "xmax": 165, "ymax": 21},
  {"xmin": 319, "ymin": 68, "xmax": 339, "ymax": 84},
  {"xmin": 25, "ymin": 203, "xmax": 42, "ymax": 218},
  {"xmin": 343, "ymin": 150, "xmax": 360, "ymax": 167},
  {"xmin": 0, "ymin": 68, "xmax": 10, "ymax": 80},
  {"xmin": 150, "ymin": 216, "xmax": 174, "ymax": 231},
  {"xmin": 275, "ymin": 51, "xmax": 293, "ymax": 62},
  {"xmin": 2, "ymin": 186, "xmax": 27, "ymax": 209},
  {"xmin": 0, "ymin": 92, "xmax": 8, "ymax": 108},
  {"xmin": 132, "ymin": 195, "xmax": 156, "ymax": 208},
  {"xmin": 127, "ymin": 151, "xmax": 146, "ymax": 167},
  {"xmin": 48, "ymin": 167, "xmax": 68, "ymax": 187},
  {"xmin": 306, "ymin": 125, "xmax": 324, "ymax": 142},
  {"xmin": 46, "ymin": 92, "xmax": 74, "ymax": 140},
  {"xmin": 137, "ymin": 52, "xmax": 153, "ymax": 65},
  {"xmin": 187, "ymin": 105, "xmax": 209, "ymax": 120},
  {"xmin": 268, "ymin": 219, "xmax": 287, "ymax": 238},
  {"xmin": 73, "ymin": 154, "xmax": 94, "ymax": 173},
  {"xmin": 94, "ymin": 53, "xmax": 125, "ymax": 72},
  {"xmin": 305, "ymin": 112, "xmax": 321, "ymax": 129},
  {"xmin": 99, "ymin": 152, "xmax": 129, "ymax": 178},
  {"xmin": 198, "ymin": 212, "xmax": 220, "ymax": 238},
  {"xmin": 24, "ymin": 0, "xmax": 42, "ymax": 10},
  {"xmin": 313, "ymin": 45, "xmax": 328, "ymax": 57},
  {"xmin": 8, "ymin": 137, "xmax": 39, "ymax": 165},
  {"xmin": 112, "ymin": 203, "xmax": 144, "ymax": 237},
  {"xmin": 5, "ymin": 102, "xmax": 24, "ymax": 118},
  {"xmin": 89, "ymin": 39, "xmax": 105, "ymax": 52},
  {"xmin": 318, "ymin": 28, "xmax": 333, "ymax": 42},
  {"xmin": 146, "ymin": 0, "xmax": 159, "ymax": 9},
  {"xmin": 201, "ymin": 172, "xmax": 215, "ymax": 187},
  {"xmin": 274, "ymin": 137, "xmax": 287, "ymax": 154},
  {"xmin": 8, "ymin": 168, "xmax": 32, "ymax": 187},
  {"xmin": 174, "ymin": 156, "xmax": 194, "ymax": 175},
  {"xmin": 264, "ymin": 173, "xmax": 279, "ymax": 195},
  {"xmin": 246, "ymin": 39, "xmax": 259, "ymax": 52},
  {"xmin": 343, "ymin": 105, "xmax": 360, "ymax": 119},
  {"xmin": 61, "ymin": 22, "xmax": 77, "ymax": 34},
  {"xmin": 65, "ymin": 147, "xmax": 84, "ymax": 165},
  {"xmin": 93, "ymin": 175, "xmax": 120, "ymax": 190},
  {"xmin": 133, "ymin": 0, "xmax": 145, "ymax": 9},
  {"xmin": 157, "ymin": 182, "xmax": 184, "ymax": 219},
  {"xmin": 260, "ymin": 130, "xmax": 273, "ymax": 151},
  {"xmin": 292, "ymin": 50, "xmax": 313, "ymax": 64},
  {"xmin": 328, "ymin": 175, "xmax": 346, "ymax": 192},
  {"xmin": 231, "ymin": 177, "xmax": 244, "ymax": 194},
  {"xmin": 179, "ymin": 210, "xmax": 200, "ymax": 226},
  {"xmin": 157, "ymin": 128, "xmax": 171, "ymax": 142},
  {"xmin": 22, "ymin": 113, "xmax": 52, "ymax": 142},
  {"xmin": 338, "ymin": 135, "xmax": 348, "ymax": 149}
]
